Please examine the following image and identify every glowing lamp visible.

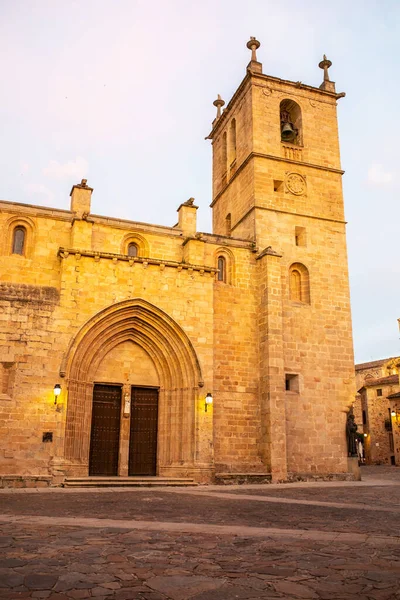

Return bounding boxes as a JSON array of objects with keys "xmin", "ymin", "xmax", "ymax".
[
  {"xmin": 205, "ymin": 392, "xmax": 213, "ymax": 412},
  {"xmin": 54, "ymin": 384, "xmax": 61, "ymax": 405}
]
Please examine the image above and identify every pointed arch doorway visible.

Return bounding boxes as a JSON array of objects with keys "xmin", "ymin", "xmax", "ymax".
[
  {"xmin": 87, "ymin": 339, "xmax": 160, "ymax": 476},
  {"xmin": 61, "ymin": 299, "xmax": 204, "ymax": 479}
]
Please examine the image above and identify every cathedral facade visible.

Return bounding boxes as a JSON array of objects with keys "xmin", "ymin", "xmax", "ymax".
[{"xmin": 0, "ymin": 41, "xmax": 355, "ymax": 486}]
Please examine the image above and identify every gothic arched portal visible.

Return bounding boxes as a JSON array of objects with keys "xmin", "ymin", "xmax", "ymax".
[{"xmin": 61, "ymin": 299, "xmax": 204, "ymax": 477}]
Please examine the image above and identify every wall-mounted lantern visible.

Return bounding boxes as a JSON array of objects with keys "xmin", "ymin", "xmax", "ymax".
[
  {"xmin": 54, "ymin": 384, "xmax": 61, "ymax": 405},
  {"xmin": 205, "ymin": 392, "xmax": 213, "ymax": 412}
]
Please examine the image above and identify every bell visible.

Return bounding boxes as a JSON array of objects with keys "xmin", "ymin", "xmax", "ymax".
[{"xmin": 281, "ymin": 121, "xmax": 296, "ymax": 142}]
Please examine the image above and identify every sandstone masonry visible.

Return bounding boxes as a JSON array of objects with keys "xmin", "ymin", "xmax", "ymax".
[{"xmin": 0, "ymin": 40, "xmax": 356, "ymax": 485}]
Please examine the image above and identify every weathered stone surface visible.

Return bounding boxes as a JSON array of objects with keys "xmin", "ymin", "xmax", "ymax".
[
  {"xmin": 0, "ymin": 573, "xmax": 24, "ymax": 588},
  {"xmin": 1, "ymin": 473, "xmax": 400, "ymax": 600},
  {"xmin": 23, "ymin": 574, "xmax": 57, "ymax": 590},
  {"xmin": 273, "ymin": 581, "xmax": 319, "ymax": 598},
  {"xmin": 146, "ymin": 575, "xmax": 226, "ymax": 600}
]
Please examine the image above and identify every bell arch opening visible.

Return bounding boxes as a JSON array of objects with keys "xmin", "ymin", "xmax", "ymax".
[
  {"xmin": 62, "ymin": 299, "xmax": 203, "ymax": 477},
  {"xmin": 280, "ymin": 99, "xmax": 303, "ymax": 146}
]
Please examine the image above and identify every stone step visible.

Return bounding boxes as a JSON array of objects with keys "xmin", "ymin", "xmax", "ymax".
[{"xmin": 63, "ymin": 476, "xmax": 197, "ymax": 488}]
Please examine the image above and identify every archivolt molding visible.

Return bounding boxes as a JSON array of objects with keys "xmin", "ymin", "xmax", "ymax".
[
  {"xmin": 62, "ymin": 298, "xmax": 204, "ymax": 466},
  {"xmin": 214, "ymin": 246, "xmax": 235, "ymax": 285},
  {"xmin": 62, "ymin": 298, "xmax": 203, "ymax": 388},
  {"xmin": 120, "ymin": 232, "xmax": 149, "ymax": 257},
  {"xmin": 3, "ymin": 214, "xmax": 36, "ymax": 258}
]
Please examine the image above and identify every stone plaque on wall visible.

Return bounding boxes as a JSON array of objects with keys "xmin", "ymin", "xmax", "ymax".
[{"xmin": 285, "ymin": 172, "xmax": 306, "ymax": 196}]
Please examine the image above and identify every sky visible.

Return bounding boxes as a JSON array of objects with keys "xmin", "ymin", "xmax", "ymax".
[{"xmin": 0, "ymin": 0, "xmax": 399, "ymax": 364}]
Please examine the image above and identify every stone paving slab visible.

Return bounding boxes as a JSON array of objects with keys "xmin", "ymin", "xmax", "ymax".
[
  {"xmin": 0, "ymin": 520, "xmax": 400, "ymax": 599},
  {"xmin": 1, "ymin": 488, "xmax": 399, "ymax": 537},
  {"xmin": 221, "ymin": 484, "xmax": 400, "ymax": 508},
  {"xmin": 161, "ymin": 487, "xmax": 400, "ymax": 513},
  {"xmin": 2, "ymin": 513, "xmax": 400, "ymax": 545},
  {"xmin": 0, "ymin": 467, "xmax": 399, "ymax": 599}
]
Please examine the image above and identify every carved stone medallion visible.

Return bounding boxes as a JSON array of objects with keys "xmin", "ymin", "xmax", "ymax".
[{"xmin": 285, "ymin": 172, "xmax": 306, "ymax": 196}]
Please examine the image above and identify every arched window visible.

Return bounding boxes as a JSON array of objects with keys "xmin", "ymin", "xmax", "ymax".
[
  {"xmin": 222, "ymin": 131, "xmax": 227, "ymax": 176},
  {"xmin": 229, "ymin": 118, "xmax": 236, "ymax": 166},
  {"xmin": 290, "ymin": 269, "xmax": 301, "ymax": 302},
  {"xmin": 215, "ymin": 248, "xmax": 235, "ymax": 285},
  {"xmin": 127, "ymin": 243, "xmax": 138, "ymax": 257},
  {"xmin": 280, "ymin": 99, "xmax": 302, "ymax": 146},
  {"xmin": 289, "ymin": 262, "xmax": 310, "ymax": 304},
  {"xmin": 122, "ymin": 234, "xmax": 149, "ymax": 258},
  {"xmin": 12, "ymin": 227, "xmax": 26, "ymax": 255},
  {"xmin": 226, "ymin": 213, "xmax": 231, "ymax": 237},
  {"xmin": 217, "ymin": 256, "xmax": 226, "ymax": 282}
]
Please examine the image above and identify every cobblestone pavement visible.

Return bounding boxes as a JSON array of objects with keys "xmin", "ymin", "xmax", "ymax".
[{"xmin": 0, "ymin": 467, "xmax": 399, "ymax": 599}]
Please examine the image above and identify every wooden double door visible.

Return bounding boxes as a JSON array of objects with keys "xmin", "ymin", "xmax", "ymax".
[{"xmin": 89, "ymin": 384, "xmax": 159, "ymax": 476}]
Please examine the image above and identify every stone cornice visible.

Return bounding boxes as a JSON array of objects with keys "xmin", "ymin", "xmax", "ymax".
[
  {"xmin": 58, "ymin": 247, "xmax": 218, "ymax": 274},
  {"xmin": 182, "ymin": 233, "xmax": 255, "ymax": 250},
  {"xmin": 0, "ymin": 200, "xmax": 186, "ymax": 238},
  {"xmin": 0, "ymin": 199, "xmax": 72, "ymax": 220},
  {"xmin": 256, "ymin": 247, "xmax": 282, "ymax": 260}
]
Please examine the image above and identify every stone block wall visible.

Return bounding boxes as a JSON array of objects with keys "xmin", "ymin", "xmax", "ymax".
[
  {"xmin": 209, "ymin": 66, "xmax": 355, "ymax": 476},
  {"xmin": 1, "ymin": 49, "xmax": 357, "ymax": 484}
]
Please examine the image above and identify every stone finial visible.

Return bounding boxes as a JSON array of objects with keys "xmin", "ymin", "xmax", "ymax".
[
  {"xmin": 213, "ymin": 95, "xmax": 225, "ymax": 120},
  {"xmin": 318, "ymin": 54, "xmax": 336, "ymax": 92},
  {"xmin": 246, "ymin": 36, "xmax": 260, "ymax": 62},
  {"xmin": 246, "ymin": 37, "xmax": 262, "ymax": 74},
  {"xmin": 318, "ymin": 54, "xmax": 332, "ymax": 82},
  {"xmin": 71, "ymin": 178, "xmax": 92, "ymax": 191}
]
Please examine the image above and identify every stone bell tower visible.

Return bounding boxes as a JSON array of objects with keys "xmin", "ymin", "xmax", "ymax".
[
  {"xmin": 208, "ymin": 40, "xmax": 355, "ymax": 479},
  {"xmin": 208, "ymin": 39, "xmax": 345, "ymax": 246}
]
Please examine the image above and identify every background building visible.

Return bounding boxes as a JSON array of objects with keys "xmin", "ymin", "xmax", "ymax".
[
  {"xmin": 355, "ymin": 357, "xmax": 400, "ymax": 465},
  {"xmin": 0, "ymin": 40, "xmax": 356, "ymax": 487}
]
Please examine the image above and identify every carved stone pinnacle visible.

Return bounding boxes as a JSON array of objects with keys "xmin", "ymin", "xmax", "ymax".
[
  {"xmin": 318, "ymin": 54, "xmax": 332, "ymax": 82},
  {"xmin": 246, "ymin": 36, "xmax": 260, "ymax": 62},
  {"xmin": 213, "ymin": 94, "xmax": 225, "ymax": 119}
]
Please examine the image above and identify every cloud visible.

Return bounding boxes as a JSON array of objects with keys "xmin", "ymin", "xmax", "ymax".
[
  {"xmin": 43, "ymin": 156, "xmax": 88, "ymax": 180},
  {"xmin": 367, "ymin": 163, "xmax": 394, "ymax": 185},
  {"xmin": 22, "ymin": 183, "xmax": 55, "ymax": 206}
]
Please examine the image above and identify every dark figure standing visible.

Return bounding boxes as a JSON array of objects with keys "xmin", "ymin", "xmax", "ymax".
[{"xmin": 346, "ymin": 408, "xmax": 358, "ymax": 457}]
